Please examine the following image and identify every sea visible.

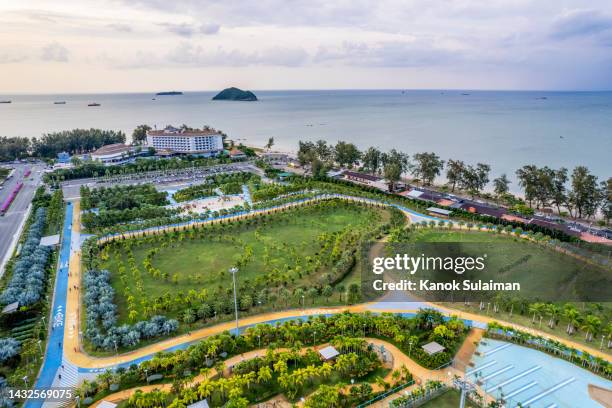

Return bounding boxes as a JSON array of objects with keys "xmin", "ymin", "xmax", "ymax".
[{"xmin": 1, "ymin": 90, "xmax": 610, "ymax": 192}]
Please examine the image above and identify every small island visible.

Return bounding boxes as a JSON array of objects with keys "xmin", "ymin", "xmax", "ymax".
[
  {"xmin": 156, "ymin": 91, "xmax": 183, "ymax": 96},
  {"xmin": 212, "ymin": 87, "xmax": 257, "ymax": 101}
]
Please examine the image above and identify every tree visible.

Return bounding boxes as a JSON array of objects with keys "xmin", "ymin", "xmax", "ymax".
[
  {"xmin": 516, "ymin": 165, "xmax": 539, "ymax": 207},
  {"xmin": 265, "ymin": 137, "xmax": 274, "ymax": 150},
  {"xmin": 550, "ymin": 168, "xmax": 568, "ymax": 214},
  {"xmin": 383, "ymin": 162, "xmax": 402, "ymax": 192},
  {"xmin": 411, "ymin": 152, "xmax": 444, "ymax": 186},
  {"xmin": 132, "ymin": 125, "xmax": 151, "ymax": 145},
  {"xmin": 569, "ymin": 166, "xmax": 601, "ymax": 219},
  {"xmin": 362, "ymin": 147, "xmax": 382, "ymax": 174},
  {"xmin": 334, "ymin": 141, "xmax": 361, "ymax": 168},
  {"xmin": 493, "ymin": 174, "xmax": 510, "ymax": 198},
  {"xmin": 602, "ymin": 178, "xmax": 612, "ymax": 224},
  {"xmin": 446, "ymin": 159, "xmax": 465, "ymax": 192},
  {"xmin": 183, "ymin": 309, "xmax": 195, "ymax": 327},
  {"xmin": 0, "ymin": 136, "xmax": 31, "ymax": 161}
]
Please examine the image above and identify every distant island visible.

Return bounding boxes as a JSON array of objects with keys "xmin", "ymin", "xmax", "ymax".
[
  {"xmin": 156, "ymin": 91, "xmax": 183, "ymax": 96},
  {"xmin": 212, "ymin": 87, "xmax": 257, "ymax": 101}
]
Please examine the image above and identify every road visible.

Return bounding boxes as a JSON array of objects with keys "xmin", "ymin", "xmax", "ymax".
[{"xmin": 0, "ymin": 162, "xmax": 46, "ymax": 277}]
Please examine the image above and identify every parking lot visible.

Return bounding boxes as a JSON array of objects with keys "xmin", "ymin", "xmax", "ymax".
[{"xmin": 61, "ymin": 162, "xmax": 263, "ymax": 199}]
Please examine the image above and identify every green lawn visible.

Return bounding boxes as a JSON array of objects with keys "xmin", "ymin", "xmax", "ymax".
[
  {"xmin": 418, "ymin": 389, "xmax": 478, "ymax": 407},
  {"xmin": 100, "ymin": 202, "xmax": 390, "ymax": 323},
  {"xmin": 396, "ymin": 228, "xmax": 611, "ymax": 301}
]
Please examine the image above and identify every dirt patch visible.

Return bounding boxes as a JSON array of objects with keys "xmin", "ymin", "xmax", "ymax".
[{"xmin": 589, "ymin": 384, "xmax": 612, "ymax": 408}]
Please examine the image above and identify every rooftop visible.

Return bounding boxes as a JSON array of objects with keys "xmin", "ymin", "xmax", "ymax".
[
  {"xmin": 422, "ymin": 341, "xmax": 445, "ymax": 356},
  {"xmin": 91, "ymin": 143, "xmax": 131, "ymax": 156},
  {"xmin": 148, "ymin": 125, "xmax": 221, "ymax": 137},
  {"xmin": 186, "ymin": 400, "xmax": 210, "ymax": 408},
  {"xmin": 40, "ymin": 234, "xmax": 60, "ymax": 247},
  {"xmin": 426, "ymin": 207, "xmax": 452, "ymax": 216},
  {"xmin": 318, "ymin": 345, "xmax": 340, "ymax": 360},
  {"xmin": 343, "ymin": 170, "xmax": 382, "ymax": 182}
]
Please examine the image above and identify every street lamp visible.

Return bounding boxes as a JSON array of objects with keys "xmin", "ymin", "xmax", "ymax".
[
  {"xmin": 229, "ymin": 267, "xmax": 240, "ymax": 335},
  {"xmin": 301, "ymin": 295, "xmax": 305, "ymax": 309},
  {"xmin": 313, "ymin": 331, "xmax": 317, "ymax": 345},
  {"xmin": 22, "ymin": 376, "xmax": 28, "ymax": 387},
  {"xmin": 409, "ymin": 341, "xmax": 413, "ymax": 357},
  {"xmin": 258, "ymin": 335, "xmax": 261, "ymax": 349},
  {"xmin": 113, "ymin": 340, "xmax": 118, "ymax": 356}
]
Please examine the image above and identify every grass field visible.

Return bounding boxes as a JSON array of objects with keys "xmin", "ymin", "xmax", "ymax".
[
  {"xmin": 100, "ymin": 202, "xmax": 390, "ymax": 323},
  {"xmin": 394, "ymin": 228, "xmax": 611, "ymax": 301},
  {"xmin": 417, "ymin": 389, "xmax": 478, "ymax": 407}
]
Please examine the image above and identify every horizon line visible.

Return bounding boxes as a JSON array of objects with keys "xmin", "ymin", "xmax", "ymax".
[{"xmin": 3, "ymin": 87, "xmax": 612, "ymax": 96}]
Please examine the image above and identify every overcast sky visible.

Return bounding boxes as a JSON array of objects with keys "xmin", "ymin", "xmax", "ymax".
[{"xmin": 2, "ymin": 0, "xmax": 612, "ymax": 93}]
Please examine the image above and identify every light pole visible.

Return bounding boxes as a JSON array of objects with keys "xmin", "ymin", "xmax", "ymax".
[
  {"xmin": 258, "ymin": 335, "xmax": 261, "ymax": 349},
  {"xmin": 313, "ymin": 331, "xmax": 317, "ymax": 345},
  {"xmin": 301, "ymin": 295, "xmax": 305, "ymax": 310},
  {"xmin": 409, "ymin": 341, "xmax": 413, "ymax": 357},
  {"xmin": 229, "ymin": 267, "xmax": 239, "ymax": 335}
]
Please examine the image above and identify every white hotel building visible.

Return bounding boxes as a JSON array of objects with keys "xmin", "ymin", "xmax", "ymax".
[{"xmin": 146, "ymin": 126, "xmax": 224, "ymax": 156}]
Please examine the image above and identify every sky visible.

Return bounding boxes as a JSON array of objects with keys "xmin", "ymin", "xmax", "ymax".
[{"xmin": 1, "ymin": 0, "xmax": 612, "ymax": 93}]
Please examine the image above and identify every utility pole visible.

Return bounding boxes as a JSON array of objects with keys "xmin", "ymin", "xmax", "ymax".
[{"xmin": 229, "ymin": 266, "xmax": 239, "ymax": 335}]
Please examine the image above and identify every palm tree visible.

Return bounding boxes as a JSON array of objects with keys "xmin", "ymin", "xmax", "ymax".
[
  {"xmin": 581, "ymin": 315, "xmax": 602, "ymax": 342},
  {"xmin": 564, "ymin": 306, "xmax": 581, "ymax": 335},
  {"xmin": 545, "ymin": 304, "xmax": 561, "ymax": 329}
]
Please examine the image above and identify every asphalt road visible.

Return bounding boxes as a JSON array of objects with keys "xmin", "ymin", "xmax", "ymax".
[{"xmin": 0, "ymin": 162, "xmax": 46, "ymax": 277}]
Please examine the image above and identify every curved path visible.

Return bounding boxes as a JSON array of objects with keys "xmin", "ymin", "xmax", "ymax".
[
  {"xmin": 90, "ymin": 336, "xmax": 456, "ymax": 408},
  {"xmin": 28, "ymin": 193, "xmax": 610, "ymax": 407}
]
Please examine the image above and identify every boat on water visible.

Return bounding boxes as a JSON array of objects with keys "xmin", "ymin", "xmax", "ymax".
[
  {"xmin": 88, "ymin": 103, "xmax": 101, "ymax": 107},
  {"xmin": 54, "ymin": 101, "xmax": 66, "ymax": 104},
  {"xmin": 0, "ymin": 100, "xmax": 11, "ymax": 104},
  {"xmin": 156, "ymin": 91, "xmax": 183, "ymax": 96}
]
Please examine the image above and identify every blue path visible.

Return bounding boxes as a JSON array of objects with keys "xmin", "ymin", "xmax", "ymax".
[{"xmin": 25, "ymin": 203, "xmax": 73, "ymax": 408}]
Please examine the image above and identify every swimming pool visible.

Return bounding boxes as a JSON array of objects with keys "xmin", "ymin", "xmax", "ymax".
[{"xmin": 468, "ymin": 339, "xmax": 611, "ymax": 407}]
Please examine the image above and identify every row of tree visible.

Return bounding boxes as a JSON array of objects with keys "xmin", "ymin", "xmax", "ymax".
[
  {"xmin": 516, "ymin": 164, "xmax": 610, "ymax": 220},
  {"xmin": 81, "ymin": 184, "xmax": 169, "ymax": 211},
  {"xmin": 297, "ymin": 140, "xmax": 610, "ymax": 222},
  {"xmin": 83, "ymin": 267, "xmax": 179, "ymax": 350},
  {"xmin": 0, "ymin": 208, "xmax": 51, "ymax": 306},
  {"xmin": 0, "ymin": 129, "xmax": 126, "ymax": 160}
]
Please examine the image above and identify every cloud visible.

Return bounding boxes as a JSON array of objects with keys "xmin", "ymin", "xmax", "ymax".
[
  {"xmin": 0, "ymin": 53, "xmax": 27, "ymax": 64},
  {"xmin": 550, "ymin": 9, "xmax": 612, "ymax": 43},
  {"xmin": 41, "ymin": 42, "xmax": 69, "ymax": 62},
  {"xmin": 160, "ymin": 22, "xmax": 220, "ymax": 37},
  {"xmin": 107, "ymin": 23, "xmax": 133, "ymax": 33},
  {"xmin": 315, "ymin": 41, "xmax": 459, "ymax": 68},
  {"xmin": 171, "ymin": 43, "xmax": 308, "ymax": 66}
]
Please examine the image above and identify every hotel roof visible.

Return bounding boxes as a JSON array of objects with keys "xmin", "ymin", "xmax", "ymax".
[{"xmin": 148, "ymin": 126, "xmax": 221, "ymax": 137}]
